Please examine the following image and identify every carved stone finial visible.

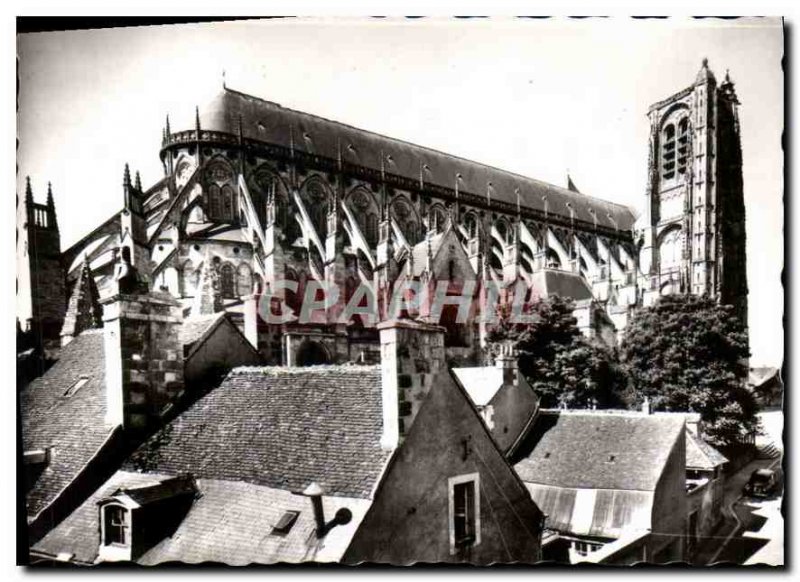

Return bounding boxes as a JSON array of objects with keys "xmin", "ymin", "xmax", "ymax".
[
  {"xmin": 123, "ymin": 163, "xmax": 132, "ymax": 189},
  {"xmin": 135, "ymin": 171, "xmax": 142, "ymax": 192}
]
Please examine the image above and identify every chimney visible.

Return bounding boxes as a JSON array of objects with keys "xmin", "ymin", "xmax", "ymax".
[
  {"xmin": 494, "ymin": 342, "xmax": 518, "ymax": 387},
  {"xmin": 303, "ymin": 482, "xmax": 326, "ymax": 538},
  {"xmin": 378, "ymin": 318, "xmax": 446, "ymax": 450},
  {"xmin": 102, "ymin": 249, "xmax": 184, "ymax": 430}
]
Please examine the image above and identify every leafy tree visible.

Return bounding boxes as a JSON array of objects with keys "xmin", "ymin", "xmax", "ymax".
[
  {"xmin": 487, "ymin": 296, "xmax": 628, "ymax": 409},
  {"xmin": 619, "ymin": 294, "xmax": 757, "ymax": 447}
]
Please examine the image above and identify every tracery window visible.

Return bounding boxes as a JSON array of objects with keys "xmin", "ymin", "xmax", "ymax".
[
  {"xmin": 391, "ymin": 199, "xmax": 420, "ymax": 245},
  {"xmin": 303, "ymin": 180, "xmax": 330, "ymax": 239},
  {"xmin": 219, "ymin": 263, "xmax": 236, "ymax": 298},
  {"xmin": 205, "ymin": 161, "xmax": 237, "ymax": 223},
  {"xmin": 349, "ymin": 190, "xmax": 379, "ymax": 246},
  {"xmin": 659, "ymin": 228, "xmax": 682, "ymax": 272},
  {"xmin": 430, "ymin": 206, "xmax": 447, "ymax": 234}
]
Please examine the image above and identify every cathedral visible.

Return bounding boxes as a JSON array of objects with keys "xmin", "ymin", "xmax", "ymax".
[{"xmin": 17, "ymin": 59, "xmax": 747, "ymax": 367}]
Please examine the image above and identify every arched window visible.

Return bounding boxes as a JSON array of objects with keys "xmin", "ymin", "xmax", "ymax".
[
  {"xmin": 221, "ymin": 185, "xmax": 235, "ymax": 222},
  {"xmin": 661, "ymin": 123, "xmax": 676, "ymax": 180},
  {"xmin": 659, "ymin": 228, "xmax": 682, "ymax": 272},
  {"xmin": 219, "ymin": 263, "xmax": 235, "ymax": 298},
  {"xmin": 495, "ymin": 220, "xmax": 510, "ymax": 245},
  {"xmin": 545, "ymin": 247, "xmax": 562, "ymax": 269},
  {"xmin": 365, "ymin": 213, "xmax": 379, "ymax": 246},
  {"xmin": 295, "ymin": 340, "xmax": 331, "ymax": 366},
  {"xmin": 303, "ymin": 180, "xmax": 330, "ymax": 238},
  {"xmin": 463, "ymin": 213, "xmax": 478, "ymax": 238},
  {"xmin": 677, "ymin": 117, "xmax": 690, "ymax": 176},
  {"xmin": 237, "ymin": 263, "xmax": 253, "ymax": 296},
  {"xmin": 349, "ymin": 189, "xmax": 380, "ymax": 247},
  {"xmin": 392, "ymin": 199, "xmax": 420, "ymax": 245},
  {"xmin": 205, "ymin": 161, "xmax": 236, "ymax": 223},
  {"xmin": 430, "ymin": 206, "xmax": 447, "ymax": 234},
  {"xmin": 208, "ymin": 184, "xmax": 222, "ymax": 220}
]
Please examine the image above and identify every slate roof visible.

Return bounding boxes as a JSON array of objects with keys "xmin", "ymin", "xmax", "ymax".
[
  {"xmin": 33, "ymin": 470, "xmax": 371, "ymax": 565},
  {"xmin": 685, "ymin": 431, "xmax": 727, "ymax": 470},
  {"xmin": 529, "ymin": 269, "xmax": 594, "ymax": 302},
  {"xmin": 452, "ymin": 367, "xmax": 505, "ymax": 406},
  {"xmin": 20, "ymin": 330, "xmax": 117, "ymax": 519},
  {"xmin": 513, "ymin": 410, "xmax": 685, "ymax": 491},
  {"xmin": 187, "ymin": 88, "xmax": 636, "ymax": 232},
  {"xmin": 124, "ymin": 365, "xmax": 390, "ymax": 499}
]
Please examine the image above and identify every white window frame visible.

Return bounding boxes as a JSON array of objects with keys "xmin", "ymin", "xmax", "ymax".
[{"xmin": 448, "ymin": 472, "xmax": 481, "ymax": 555}]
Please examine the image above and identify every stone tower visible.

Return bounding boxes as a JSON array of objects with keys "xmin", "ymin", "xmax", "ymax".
[
  {"xmin": 16, "ymin": 178, "xmax": 66, "ymax": 352},
  {"xmin": 638, "ymin": 59, "xmax": 748, "ymax": 328}
]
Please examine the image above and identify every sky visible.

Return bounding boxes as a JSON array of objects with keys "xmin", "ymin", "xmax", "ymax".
[{"xmin": 16, "ymin": 17, "xmax": 784, "ymax": 366}]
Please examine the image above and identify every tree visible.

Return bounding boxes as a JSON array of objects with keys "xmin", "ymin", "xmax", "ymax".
[
  {"xmin": 486, "ymin": 295, "xmax": 628, "ymax": 409},
  {"xmin": 619, "ymin": 294, "xmax": 757, "ymax": 447}
]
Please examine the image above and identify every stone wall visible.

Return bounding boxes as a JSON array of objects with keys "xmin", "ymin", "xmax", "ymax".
[
  {"xmin": 378, "ymin": 319, "xmax": 447, "ymax": 450},
  {"xmin": 102, "ymin": 292, "xmax": 184, "ymax": 430}
]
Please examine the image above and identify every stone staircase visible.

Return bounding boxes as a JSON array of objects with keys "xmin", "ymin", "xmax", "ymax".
[{"xmin": 757, "ymin": 442, "xmax": 782, "ymax": 460}]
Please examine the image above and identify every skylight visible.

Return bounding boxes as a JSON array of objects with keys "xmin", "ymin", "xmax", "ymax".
[
  {"xmin": 64, "ymin": 376, "xmax": 90, "ymax": 398},
  {"xmin": 271, "ymin": 510, "xmax": 300, "ymax": 536}
]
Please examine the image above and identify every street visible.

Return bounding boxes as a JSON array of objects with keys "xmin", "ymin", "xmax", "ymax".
[{"xmin": 694, "ymin": 410, "xmax": 784, "ymax": 566}]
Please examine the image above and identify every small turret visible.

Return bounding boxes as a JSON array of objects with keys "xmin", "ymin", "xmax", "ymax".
[
  {"xmin": 195, "ymin": 105, "xmax": 202, "ymax": 136},
  {"xmin": 134, "ymin": 171, "xmax": 142, "ymax": 193},
  {"xmin": 695, "ymin": 57, "xmax": 717, "ymax": 86},
  {"xmin": 46, "ymin": 181, "xmax": 58, "ymax": 231},
  {"xmin": 25, "ymin": 176, "xmax": 33, "ymax": 205},
  {"xmin": 123, "ymin": 163, "xmax": 133, "ymax": 210}
]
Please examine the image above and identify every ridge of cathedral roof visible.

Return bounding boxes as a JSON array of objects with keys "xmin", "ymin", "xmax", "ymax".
[{"xmin": 183, "ymin": 87, "xmax": 637, "ymax": 233}]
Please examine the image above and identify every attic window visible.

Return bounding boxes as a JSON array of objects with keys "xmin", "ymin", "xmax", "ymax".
[
  {"xmin": 608, "ymin": 455, "xmax": 616, "ymax": 462},
  {"xmin": 271, "ymin": 510, "xmax": 300, "ymax": 536},
  {"xmin": 448, "ymin": 473, "xmax": 481, "ymax": 554},
  {"xmin": 544, "ymin": 452, "xmax": 551, "ymax": 459},
  {"xmin": 64, "ymin": 376, "xmax": 89, "ymax": 398}
]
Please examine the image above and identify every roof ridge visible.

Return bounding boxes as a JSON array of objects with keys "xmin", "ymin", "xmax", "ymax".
[{"xmin": 220, "ymin": 87, "xmax": 635, "ymax": 215}]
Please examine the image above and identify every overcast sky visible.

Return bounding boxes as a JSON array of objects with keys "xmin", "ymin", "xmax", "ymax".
[{"xmin": 16, "ymin": 17, "xmax": 783, "ymax": 366}]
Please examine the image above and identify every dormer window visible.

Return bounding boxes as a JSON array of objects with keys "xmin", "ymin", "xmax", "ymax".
[
  {"xmin": 103, "ymin": 504, "xmax": 130, "ymax": 546},
  {"xmin": 448, "ymin": 473, "xmax": 481, "ymax": 554},
  {"xmin": 97, "ymin": 474, "xmax": 198, "ymax": 563}
]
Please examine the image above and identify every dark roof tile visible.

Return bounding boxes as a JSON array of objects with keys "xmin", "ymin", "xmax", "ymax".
[
  {"xmin": 513, "ymin": 411, "xmax": 684, "ymax": 491},
  {"xmin": 21, "ymin": 330, "xmax": 116, "ymax": 518},
  {"xmin": 124, "ymin": 365, "xmax": 390, "ymax": 499}
]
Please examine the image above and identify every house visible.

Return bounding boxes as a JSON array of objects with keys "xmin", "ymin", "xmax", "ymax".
[
  {"xmin": 748, "ymin": 366, "xmax": 783, "ymax": 409},
  {"xmin": 452, "ymin": 345, "xmax": 540, "ymax": 454},
  {"xmin": 30, "ymin": 320, "xmax": 544, "ymax": 565},
  {"xmin": 21, "ymin": 251, "xmax": 262, "ymax": 543},
  {"xmin": 510, "ymin": 410, "xmax": 686, "ymax": 564},
  {"xmin": 685, "ymin": 430, "xmax": 728, "ymax": 559}
]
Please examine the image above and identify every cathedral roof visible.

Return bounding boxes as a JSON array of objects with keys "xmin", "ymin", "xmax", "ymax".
[{"xmin": 185, "ymin": 88, "xmax": 636, "ymax": 233}]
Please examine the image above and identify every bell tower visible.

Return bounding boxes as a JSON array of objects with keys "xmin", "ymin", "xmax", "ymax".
[{"xmin": 638, "ymin": 59, "xmax": 748, "ymax": 328}]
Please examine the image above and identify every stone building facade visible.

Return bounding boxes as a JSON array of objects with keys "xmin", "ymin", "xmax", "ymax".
[{"xmin": 17, "ymin": 60, "xmax": 748, "ymax": 365}]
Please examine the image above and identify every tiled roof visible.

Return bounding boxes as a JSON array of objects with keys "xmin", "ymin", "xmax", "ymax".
[
  {"xmin": 685, "ymin": 431, "xmax": 727, "ymax": 470},
  {"xmin": 124, "ymin": 365, "xmax": 390, "ymax": 499},
  {"xmin": 529, "ymin": 269, "xmax": 594, "ymax": 302},
  {"xmin": 33, "ymin": 470, "xmax": 371, "ymax": 565},
  {"xmin": 20, "ymin": 330, "xmax": 117, "ymax": 519},
  {"xmin": 178, "ymin": 313, "xmax": 225, "ymax": 351},
  {"xmin": 513, "ymin": 410, "xmax": 684, "ymax": 491},
  {"xmin": 407, "ymin": 233, "xmax": 444, "ymax": 277},
  {"xmin": 188, "ymin": 88, "xmax": 636, "ymax": 232},
  {"xmin": 60, "ymin": 260, "xmax": 103, "ymax": 340},
  {"xmin": 452, "ymin": 367, "xmax": 504, "ymax": 406}
]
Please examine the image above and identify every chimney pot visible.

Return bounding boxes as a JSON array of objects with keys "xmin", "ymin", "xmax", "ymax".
[{"xmin": 302, "ymin": 482, "xmax": 326, "ymax": 538}]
